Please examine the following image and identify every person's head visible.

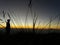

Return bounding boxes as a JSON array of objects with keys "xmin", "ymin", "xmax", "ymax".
[{"xmin": 7, "ymin": 19, "xmax": 10, "ymax": 22}]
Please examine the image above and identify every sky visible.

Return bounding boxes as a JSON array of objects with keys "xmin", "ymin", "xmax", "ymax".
[{"xmin": 0, "ymin": 0, "xmax": 60, "ymax": 29}]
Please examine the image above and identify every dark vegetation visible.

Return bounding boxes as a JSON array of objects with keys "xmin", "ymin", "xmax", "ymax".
[{"xmin": 0, "ymin": 29, "xmax": 60, "ymax": 45}]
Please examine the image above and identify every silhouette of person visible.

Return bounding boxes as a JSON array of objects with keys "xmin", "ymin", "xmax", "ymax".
[{"xmin": 6, "ymin": 19, "xmax": 10, "ymax": 34}]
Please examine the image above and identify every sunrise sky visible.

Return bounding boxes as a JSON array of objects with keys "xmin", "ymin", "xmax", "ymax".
[{"xmin": 0, "ymin": 0, "xmax": 60, "ymax": 29}]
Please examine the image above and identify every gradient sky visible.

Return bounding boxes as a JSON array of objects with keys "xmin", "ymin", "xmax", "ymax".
[{"xmin": 0, "ymin": 0, "xmax": 60, "ymax": 29}]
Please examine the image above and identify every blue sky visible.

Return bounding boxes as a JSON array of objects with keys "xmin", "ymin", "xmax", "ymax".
[{"xmin": 0, "ymin": 0, "xmax": 60, "ymax": 28}]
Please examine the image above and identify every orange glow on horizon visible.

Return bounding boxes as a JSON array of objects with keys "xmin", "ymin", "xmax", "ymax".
[
  {"xmin": 0, "ymin": 23, "xmax": 60, "ymax": 29},
  {"xmin": 0, "ymin": 25, "xmax": 60, "ymax": 30}
]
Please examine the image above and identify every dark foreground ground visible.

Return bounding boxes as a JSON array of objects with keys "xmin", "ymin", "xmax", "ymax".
[{"xmin": 0, "ymin": 29, "xmax": 60, "ymax": 45}]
